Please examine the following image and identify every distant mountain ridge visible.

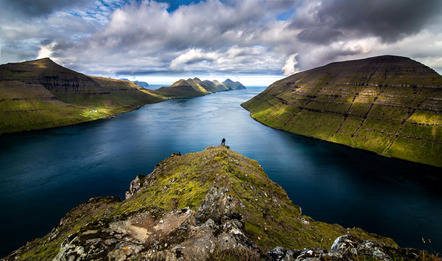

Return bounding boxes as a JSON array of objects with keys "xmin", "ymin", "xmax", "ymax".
[
  {"xmin": 156, "ymin": 77, "xmax": 245, "ymax": 98},
  {"xmin": 120, "ymin": 78, "xmax": 150, "ymax": 88},
  {"xmin": 0, "ymin": 58, "xmax": 246, "ymax": 135},
  {"xmin": 242, "ymin": 55, "xmax": 442, "ymax": 167}
]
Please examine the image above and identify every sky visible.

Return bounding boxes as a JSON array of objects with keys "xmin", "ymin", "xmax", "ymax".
[{"xmin": 1, "ymin": 0, "xmax": 441, "ymax": 86}]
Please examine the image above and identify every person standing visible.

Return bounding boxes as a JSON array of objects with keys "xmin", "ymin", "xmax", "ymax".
[{"xmin": 221, "ymin": 138, "xmax": 226, "ymax": 146}]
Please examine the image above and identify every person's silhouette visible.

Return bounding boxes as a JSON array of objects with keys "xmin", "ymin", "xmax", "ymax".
[{"xmin": 221, "ymin": 138, "xmax": 226, "ymax": 146}]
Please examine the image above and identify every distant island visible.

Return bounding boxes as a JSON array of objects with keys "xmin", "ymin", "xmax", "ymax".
[
  {"xmin": 134, "ymin": 80, "xmax": 149, "ymax": 88},
  {"xmin": 120, "ymin": 78, "xmax": 150, "ymax": 88},
  {"xmin": 242, "ymin": 55, "xmax": 442, "ymax": 167},
  {"xmin": 155, "ymin": 77, "xmax": 246, "ymax": 99},
  {"xmin": 6, "ymin": 146, "xmax": 433, "ymax": 260},
  {"xmin": 0, "ymin": 58, "xmax": 245, "ymax": 135}
]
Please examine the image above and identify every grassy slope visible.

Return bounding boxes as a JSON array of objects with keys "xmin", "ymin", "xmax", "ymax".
[
  {"xmin": 0, "ymin": 58, "xmax": 165, "ymax": 135},
  {"xmin": 0, "ymin": 81, "xmax": 93, "ymax": 134},
  {"xmin": 8, "ymin": 146, "xmax": 397, "ymax": 260},
  {"xmin": 242, "ymin": 55, "xmax": 442, "ymax": 167}
]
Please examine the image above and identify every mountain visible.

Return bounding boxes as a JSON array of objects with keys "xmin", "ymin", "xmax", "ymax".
[
  {"xmin": 155, "ymin": 78, "xmax": 245, "ymax": 98},
  {"xmin": 120, "ymin": 79, "xmax": 150, "ymax": 88},
  {"xmin": 0, "ymin": 58, "xmax": 165, "ymax": 135},
  {"xmin": 223, "ymin": 78, "xmax": 246, "ymax": 90},
  {"xmin": 6, "ymin": 146, "xmax": 435, "ymax": 260},
  {"xmin": 242, "ymin": 55, "xmax": 442, "ymax": 167},
  {"xmin": 134, "ymin": 80, "xmax": 149, "ymax": 88}
]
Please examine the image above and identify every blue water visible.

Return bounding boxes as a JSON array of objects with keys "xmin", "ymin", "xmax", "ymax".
[{"xmin": 0, "ymin": 87, "xmax": 441, "ymax": 257}]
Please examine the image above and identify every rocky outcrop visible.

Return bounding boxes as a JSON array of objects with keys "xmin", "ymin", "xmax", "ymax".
[
  {"xmin": 242, "ymin": 55, "xmax": 442, "ymax": 167},
  {"xmin": 125, "ymin": 174, "xmax": 145, "ymax": 200},
  {"xmin": 2, "ymin": 146, "xmax": 437, "ymax": 260},
  {"xmin": 267, "ymin": 235, "xmax": 431, "ymax": 261},
  {"xmin": 53, "ymin": 187, "xmax": 259, "ymax": 261}
]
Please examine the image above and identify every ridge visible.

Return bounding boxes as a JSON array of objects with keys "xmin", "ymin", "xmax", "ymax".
[{"xmin": 5, "ymin": 146, "xmax": 433, "ymax": 260}]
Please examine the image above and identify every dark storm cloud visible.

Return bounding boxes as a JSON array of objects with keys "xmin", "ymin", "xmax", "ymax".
[
  {"xmin": 297, "ymin": 27, "xmax": 343, "ymax": 44},
  {"xmin": 0, "ymin": 0, "xmax": 90, "ymax": 17},
  {"xmin": 304, "ymin": 0, "xmax": 442, "ymax": 43}
]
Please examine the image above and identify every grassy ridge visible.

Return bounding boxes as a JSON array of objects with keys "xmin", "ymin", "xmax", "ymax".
[
  {"xmin": 6, "ymin": 146, "xmax": 397, "ymax": 259},
  {"xmin": 0, "ymin": 58, "xmax": 166, "ymax": 135},
  {"xmin": 242, "ymin": 55, "xmax": 442, "ymax": 167}
]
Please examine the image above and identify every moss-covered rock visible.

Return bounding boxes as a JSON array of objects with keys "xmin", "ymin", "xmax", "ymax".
[{"xmin": 242, "ymin": 55, "xmax": 442, "ymax": 167}]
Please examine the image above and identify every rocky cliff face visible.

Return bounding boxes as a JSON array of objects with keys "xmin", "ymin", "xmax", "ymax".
[
  {"xmin": 242, "ymin": 55, "xmax": 442, "ymax": 167},
  {"xmin": 4, "ymin": 146, "xmax": 436, "ymax": 260},
  {"xmin": 0, "ymin": 58, "xmax": 165, "ymax": 135}
]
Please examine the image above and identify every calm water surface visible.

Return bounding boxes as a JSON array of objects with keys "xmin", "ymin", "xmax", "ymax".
[{"xmin": 0, "ymin": 87, "xmax": 441, "ymax": 256}]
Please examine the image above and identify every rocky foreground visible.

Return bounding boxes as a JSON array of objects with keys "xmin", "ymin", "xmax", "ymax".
[{"xmin": 2, "ymin": 146, "xmax": 438, "ymax": 260}]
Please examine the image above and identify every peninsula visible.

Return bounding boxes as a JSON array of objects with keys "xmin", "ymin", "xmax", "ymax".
[{"xmin": 242, "ymin": 55, "xmax": 442, "ymax": 167}]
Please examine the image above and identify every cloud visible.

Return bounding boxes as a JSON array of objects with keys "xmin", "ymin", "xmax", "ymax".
[
  {"xmin": 297, "ymin": 27, "xmax": 343, "ymax": 44},
  {"xmin": 170, "ymin": 49, "xmax": 218, "ymax": 70},
  {"xmin": 1, "ymin": 0, "xmax": 442, "ymax": 79},
  {"xmin": 0, "ymin": 0, "xmax": 90, "ymax": 18},
  {"xmin": 37, "ymin": 42, "xmax": 56, "ymax": 59},
  {"xmin": 282, "ymin": 54, "xmax": 299, "ymax": 76},
  {"xmin": 292, "ymin": 0, "xmax": 442, "ymax": 43}
]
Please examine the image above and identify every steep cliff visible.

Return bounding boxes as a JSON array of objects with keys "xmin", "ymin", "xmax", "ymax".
[
  {"xmin": 0, "ymin": 58, "xmax": 165, "ymax": 135},
  {"xmin": 5, "ymin": 146, "xmax": 436, "ymax": 260},
  {"xmin": 242, "ymin": 55, "xmax": 442, "ymax": 167}
]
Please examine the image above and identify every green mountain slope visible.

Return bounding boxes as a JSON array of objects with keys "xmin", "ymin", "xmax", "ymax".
[
  {"xmin": 242, "ymin": 55, "xmax": 442, "ymax": 167},
  {"xmin": 0, "ymin": 58, "xmax": 165, "ymax": 135},
  {"xmin": 4, "ymin": 146, "xmax": 413, "ymax": 260},
  {"xmin": 156, "ymin": 77, "xmax": 245, "ymax": 98}
]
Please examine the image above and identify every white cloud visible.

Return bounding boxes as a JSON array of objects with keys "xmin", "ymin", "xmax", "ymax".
[
  {"xmin": 170, "ymin": 49, "xmax": 218, "ymax": 70},
  {"xmin": 282, "ymin": 53, "xmax": 299, "ymax": 76},
  {"xmin": 37, "ymin": 42, "xmax": 56, "ymax": 59}
]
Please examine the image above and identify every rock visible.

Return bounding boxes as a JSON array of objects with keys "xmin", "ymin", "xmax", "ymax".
[
  {"xmin": 267, "ymin": 246, "xmax": 292, "ymax": 260},
  {"xmin": 265, "ymin": 234, "xmax": 433, "ymax": 261},
  {"xmin": 196, "ymin": 186, "xmax": 238, "ymax": 223},
  {"xmin": 51, "ymin": 185, "xmax": 260, "ymax": 261},
  {"xmin": 125, "ymin": 174, "xmax": 145, "ymax": 200}
]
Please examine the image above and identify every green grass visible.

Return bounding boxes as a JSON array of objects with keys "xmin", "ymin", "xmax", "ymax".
[
  {"xmin": 282, "ymin": 110, "xmax": 344, "ymax": 140},
  {"xmin": 387, "ymin": 137, "xmax": 442, "ymax": 166}
]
